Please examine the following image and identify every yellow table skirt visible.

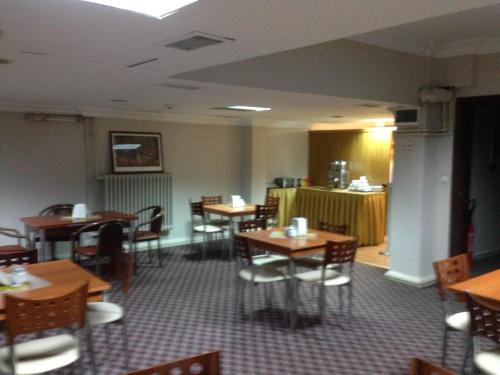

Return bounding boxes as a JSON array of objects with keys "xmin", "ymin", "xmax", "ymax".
[
  {"xmin": 268, "ymin": 188, "xmax": 297, "ymax": 227},
  {"xmin": 269, "ymin": 187, "xmax": 386, "ymax": 246}
]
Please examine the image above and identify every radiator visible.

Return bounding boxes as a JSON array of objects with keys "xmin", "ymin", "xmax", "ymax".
[{"xmin": 100, "ymin": 173, "xmax": 172, "ymax": 230}]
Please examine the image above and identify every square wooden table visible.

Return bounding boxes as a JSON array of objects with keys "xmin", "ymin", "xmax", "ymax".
[
  {"xmin": 203, "ymin": 204, "xmax": 256, "ymax": 256},
  {"xmin": 21, "ymin": 210, "xmax": 137, "ymax": 261},
  {"xmin": 0, "ymin": 260, "xmax": 110, "ymax": 321},
  {"xmin": 448, "ymin": 269, "xmax": 500, "ymax": 304},
  {"xmin": 236, "ymin": 227, "xmax": 355, "ymax": 330}
]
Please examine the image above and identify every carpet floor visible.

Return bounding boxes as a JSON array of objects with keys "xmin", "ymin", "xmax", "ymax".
[{"xmin": 5, "ymin": 246, "xmax": 499, "ymax": 374}]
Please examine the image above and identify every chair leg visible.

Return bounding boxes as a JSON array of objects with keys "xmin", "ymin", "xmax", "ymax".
[
  {"xmin": 147, "ymin": 241, "xmax": 152, "ymax": 263},
  {"xmin": 50, "ymin": 242, "xmax": 56, "ymax": 260},
  {"xmin": 157, "ymin": 238, "xmax": 162, "ymax": 267},
  {"xmin": 104, "ymin": 324, "xmax": 111, "ymax": 354},
  {"xmin": 319, "ymin": 283, "xmax": 326, "ymax": 323},
  {"xmin": 338, "ymin": 286, "xmax": 344, "ymax": 315},
  {"xmin": 442, "ymin": 325, "xmax": 449, "ymax": 366},
  {"xmin": 250, "ymin": 282, "xmax": 255, "ymax": 322},
  {"xmin": 86, "ymin": 327, "xmax": 98, "ymax": 375},
  {"xmin": 120, "ymin": 320, "xmax": 130, "ymax": 371},
  {"xmin": 461, "ymin": 334, "xmax": 472, "ymax": 374}
]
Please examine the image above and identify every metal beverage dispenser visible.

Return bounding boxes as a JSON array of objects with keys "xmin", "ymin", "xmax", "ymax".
[{"xmin": 328, "ymin": 160, "xmax": 349, "ymax": 189}]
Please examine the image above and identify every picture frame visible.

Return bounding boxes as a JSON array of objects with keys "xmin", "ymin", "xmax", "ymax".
[{"xmin": 110, "ymin": 131, "xmax": 163, "ymax": 173}]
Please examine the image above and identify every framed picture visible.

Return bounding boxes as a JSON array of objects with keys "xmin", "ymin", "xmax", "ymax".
[{"xmin": 110, "ymin": 131, "xmax": 163, "ymax": 173}]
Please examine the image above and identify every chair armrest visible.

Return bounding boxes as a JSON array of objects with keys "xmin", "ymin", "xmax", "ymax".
[{"xmin": 133, "ymin": 212, "xmax": 164, "ymax": 233}]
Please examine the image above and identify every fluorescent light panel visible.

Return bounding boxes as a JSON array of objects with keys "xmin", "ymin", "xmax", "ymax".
[
  {"xmin": 226, "ymin": 105, "xmax": 271, "ymax": 112},
  {"xmin": 82, "ymin": 0, "xmax": 198, "ymax": 19}
]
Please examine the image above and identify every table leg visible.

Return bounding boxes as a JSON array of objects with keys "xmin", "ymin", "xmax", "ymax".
[
  {"xmin": 228, "ymin": 217, "xmax": 235, "ymax": 259},
  {"xmin": 128, "ymin": 221, "xmax": 137, "ymax": 272},
  {"xmin": 39, "ymin": 229, "xmax": 46, "ymax": 262},
  {"xmin": 288, "ymin": 258, "xmax": 297, "ymax": 331}
]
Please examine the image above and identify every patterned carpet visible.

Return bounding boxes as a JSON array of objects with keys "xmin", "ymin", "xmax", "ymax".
[{"xmin": 6, "ymin": 246, "xmax": 500, "ymax": 374}]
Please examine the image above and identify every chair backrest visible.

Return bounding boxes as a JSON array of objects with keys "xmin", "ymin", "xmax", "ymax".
[
  {"xmin": 255, "ymin": 204, "xmax": 279, "ymax": 220},
  {"xmin": 135, "ymin": 206, "xmax": 163, "ymax": 234},
  {"xmin": 265, "ymin": 196, "xmax": 280, "ymax": 206},
  {"xmin": 432, "ymin": 254, "xmax": 470, "ymax": 302},
  {"xmin": 201, "ymin": 195, "xmax": 223, "ymax": 205},
  {"xmin": 0, "ymin": 249, "xmax": 38, "ymax": 268},
  {"xmin": 97, "ymin": 221, "xmax": 124, "ymax": 257},
  {"xmin": 106, "ymin": 249, "xmax": 134, "ymax": 294},
  {"xmin": 323, "ymin": 240, "xmax": 358, "ymax": 268},
  {"xmin": 466, "ymin": 293, "xmax": 500, "ymax": 345},
  {"xmin": 317, "ymin": 221, "xmax": 348, "ymax": 235},
  {"xmin": 190, "ymin": 200, "xmax": 204, "ymax": 219},
  {"xmin": 39, "ymin": 203, "xmax": 74, "ymax": 216},
  {"xmin": 238, "ymin": 218, "xmax": 267, "ymax": 233},
  {"xmin": 5, "ymin": 283, "xmax": 88, "ymax": 345},
  {"xmin": 410, "ymin": 357, "xmax": 456, "ymax": 375},
  {"xmin": 0, "ymin": 227, "xmax": 32, "ymax": 249},
  {"xmin": 125, "ymin": 351, "xmax": 221, "ymax": 375},
  {"xmin": 234, "ymin": 236, "xmax": 253, "ymax": 265}
]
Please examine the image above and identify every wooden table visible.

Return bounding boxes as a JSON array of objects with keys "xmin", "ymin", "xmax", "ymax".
[
  {"xmin": 236, "ymin": 227, "xmax": 355, "ymax": 329},
  {"xmin": 0, "ymin": 260, "xmax": 110, "ymax": 320},
  {"xmin": 449, "ymin": 269, "xmax": 500, "ymax": 304},
  {"xmin": 203, "ymin": 204, "xmax": 256, "ymax": 257},
  {"xmin": 21, "ymin": 210, "xmax": 137, "ymax": 261}
]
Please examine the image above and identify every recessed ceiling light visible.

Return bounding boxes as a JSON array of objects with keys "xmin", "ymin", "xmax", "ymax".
[
  {"xmin": 110, "ymin": 98, "xmax": 127, "ymax": 102},
  {"xmin": 82, "ymin": 0, "xmax": 198, "ymax": 19},
  {"xmin": 226, "ymin": 105, "xmax": 271, "ymax": 112},
  {"xmin": 0, "ymin": 58, "xmax": 11, "ymax": 65},
  {"xmin": 331, "ymin": 115, "xmax": 344, "ymax": 118}
]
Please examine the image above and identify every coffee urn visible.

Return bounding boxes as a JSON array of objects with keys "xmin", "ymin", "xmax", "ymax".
[{"xmin": 328, "ymin": 160, "xmax": 349, "ymax": 189}]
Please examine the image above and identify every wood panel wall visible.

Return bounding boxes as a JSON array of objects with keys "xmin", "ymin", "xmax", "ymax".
[{"xmin": 308, "ymin": 130, "xmax": 392, "ymax": 186}]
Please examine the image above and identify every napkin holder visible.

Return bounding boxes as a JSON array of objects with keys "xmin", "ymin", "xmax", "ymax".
[
  {"xmin": 291, "ymin": 217, "xmax": 308, "ymax": 236},
  {"xmin": 231, "ymin": 195, "xmax": 245, "ymax": 208},
  {"xmin": 72, "ymin": 203, "xmax": 88, "ymax": 219}
]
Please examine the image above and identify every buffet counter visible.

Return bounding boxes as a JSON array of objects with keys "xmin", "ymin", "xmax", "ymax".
[{"xmin": 268, "ymin": 187, "xmax": 386, "ymax": 246}]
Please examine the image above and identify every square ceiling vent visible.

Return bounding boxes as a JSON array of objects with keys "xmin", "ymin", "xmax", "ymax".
[{"xmin": 158, "ymin": 32, "xmax": 232, "ymax": 51}]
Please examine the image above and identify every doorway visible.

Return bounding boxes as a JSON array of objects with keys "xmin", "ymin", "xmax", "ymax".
[{"xmin": 451, "ymin": 95, "xmax": 500, "ymax": 259}]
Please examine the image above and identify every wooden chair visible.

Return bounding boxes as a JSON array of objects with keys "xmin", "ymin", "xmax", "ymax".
[
  {"xmin": 238, "ymin": 219, "xmax": 288, "ymax": 268},
  {"xmin": 295, "ymin": 221, "xmax": 349, "ymax": 269},
  {"xmin": 234, "ymin": 236, "xmax": 290, "ymax": 321},
  {"xmin": 265, "ymin": 195, "xmax": 280, "ymax": 206},
  {"xmin": 0, "ymin": 249, "xmax": 38, "ymax": 268},
  {"xmin": 190, "ymin": 201, "xmax": 225, "ymax": 259},
  {"xmin": 295, "ymin": 239, "xmax": 358, "ymax": 322},
  {"xmin": 71, "ymin": 220, "xmax": 125, "ymax": 275},
  {"xmin": 0, "ymin": 283, "xmax": 91, "ymax": 375},
  {"xmin": 255, "ymin": 203, "xmax": 279, "ymax": 228},
  {"xmin": 0, "ymin": 227, "xmax": 33, "ymax": 253},
  {"xmin": 410, "ymin": 357, "xmax": 457, "ymax": 375},
  {"xmin": 432, "ymin": 254, "xmax": 471, "ymax": 371},
  {"xmin": 38, "ymin": 203, "xmax": 74, "ymax": 260},
  {"xmin": 125, "ymin": 351, "xmax": 221, "ymax": 375},
  {"xmin": 201, "ymin": 195, "xmax": 229, "ymax": 227},
  {"xmin": 129, "ymin": 206, "xmax": 165, "ymax": 267},
  {"xmin": 86, "ymin": 249, "xmax": 133, "ymax": 371},
  {"xmin": 466, "ymin": 293, "xmax": 500, "ymax": 375}
]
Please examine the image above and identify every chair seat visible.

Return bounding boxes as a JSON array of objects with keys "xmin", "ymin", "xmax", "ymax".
[
  {"xmin": 295, "ymin": 269, "xmax": 351, "ymax": 286},
  {"xmin": 73, "ymin": 245, "xmax": 97, "ymax": 257},
  {"xmin": 87, "ymin": 301, "xmax": 124, "ymax": 325},
  {"xmin": 239, "ymin": 266, "xmax": 287, "ymax": 283},
  {"xmin": 252, "ymin": 254, "xmax": 289, "ymax": 268},
  {"xmin": 445, "ymin": 311, "xmax": 470, "ymax": 331},
  {"xmin": 193, "ymin": 225, "xmax": 225, "ymax": 234},
  {"xmin": 295, "ymin": 255, "xmax": 341, "ymax": 269},
  {"xmin": 0, "ymin": 334, "xmax": 79, "ymax": 375},
  {"xmin": 132, "ymin": 231, "xmax": 160, "ymax": 242},
  {"xmin": 0, "ymin": 245, "xmax": 26, "ymax": 253},
  {"xmin": 207, "ymin": 219, "xmax": 230, "ymax": 227},
  {"xmin": 475, "ymin": 347, "xmax": 500, "ymax": 375}
]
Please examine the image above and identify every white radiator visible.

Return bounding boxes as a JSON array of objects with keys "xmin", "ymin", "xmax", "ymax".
[{"xmin": 100, "ymin": 173, "xmax": 172, "ymax": 230}]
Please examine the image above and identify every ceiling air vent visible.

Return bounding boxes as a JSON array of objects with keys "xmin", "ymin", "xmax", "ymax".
[
  {"xmin": 156, "ymin": 81, "xmax": 204, "ymax": 90},
  {"xmin": 160, "ymin": 32, "xmax": 232, "ymax": 51}
]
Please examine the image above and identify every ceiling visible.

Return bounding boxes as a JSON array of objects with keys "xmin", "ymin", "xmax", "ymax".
[{"xmin": 1, "ymin": 0, "xmax": 500, "ymax": 127}]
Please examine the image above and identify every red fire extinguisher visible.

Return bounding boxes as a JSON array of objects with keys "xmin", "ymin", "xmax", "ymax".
[{"xmin": 466, "ymin": 199, "xmax": 475, "ymax": 266}]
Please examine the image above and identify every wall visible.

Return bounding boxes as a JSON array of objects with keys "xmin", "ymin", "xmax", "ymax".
[
  {"xmin": 250, "ymin": 126, "xmax": 308, "ymax": 204},
  {"xmin": 308, "ymin": 129, "xmax": 392, "ymax": 186},
  {"xmin": 92, "ymin": 118, "xmax": 246, "ymax": 243},
  {"xmin": 0, "ymin": 112, "xmax": 87, "ymax": 244}
]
